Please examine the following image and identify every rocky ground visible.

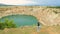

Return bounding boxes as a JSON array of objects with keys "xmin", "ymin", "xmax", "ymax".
[{"xmin": 0, "ymin": 25, "xmax": 60, "ymax": 34}]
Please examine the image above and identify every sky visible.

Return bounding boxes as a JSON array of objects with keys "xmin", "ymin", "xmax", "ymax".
[{"xmin": 0, "ymin": 0, "xmax": 60, "ymax": 6}]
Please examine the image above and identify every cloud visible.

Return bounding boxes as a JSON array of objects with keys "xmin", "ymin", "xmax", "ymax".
[{"xmin": 0, "ymin": 0, "xmax": 37, "ymax": 5}]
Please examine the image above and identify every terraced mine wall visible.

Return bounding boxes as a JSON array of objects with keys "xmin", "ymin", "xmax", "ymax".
[{"xmin": 0, "ymin": 6, "xmax": 60, "ymax": 26}]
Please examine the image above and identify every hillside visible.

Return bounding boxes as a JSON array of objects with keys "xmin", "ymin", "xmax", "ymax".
[
  {"xmin": 0, "ymin": 3, "xmax": 7, "ymax": 6},
  {"xmin": 0, "ymin": 6, "xmax": 60, "ymax": 26}
]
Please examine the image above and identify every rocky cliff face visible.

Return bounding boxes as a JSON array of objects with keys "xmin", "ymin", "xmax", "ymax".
[{"xmin": 0, "ymin": 6, "xmax": 60, "ymax": 26}]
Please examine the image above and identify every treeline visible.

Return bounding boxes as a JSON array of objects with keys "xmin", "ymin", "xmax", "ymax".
[
  {"xmin": 0, "ymin": 19, "xmax": 17, "ymax": 30},
  {"xmin": 47, "ymin": 6, "xmax": 60, "ymax": 8}
]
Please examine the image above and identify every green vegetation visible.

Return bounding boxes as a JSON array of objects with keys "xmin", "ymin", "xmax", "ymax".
[
  {"xmin": 0, "ymin": 19, "xmax": 17, "ymax": 30},
  {"xmin": 53, "ymin": 11, "xmax": 60, "ymax": 14},
  {"xmin": 53, "ymin": 11, "xmax": 58, "ymax": 14},
  {"xmin": 47, "ymin": 6, "xmax": 60, "ymax": 8}
]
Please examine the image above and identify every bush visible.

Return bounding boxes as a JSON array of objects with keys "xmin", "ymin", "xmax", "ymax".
[
  {"xmin": 0, "ymin": 23, "xmax": 5, "ymax": 30},
  {"xmin": 0, "ymin": 19, "xmax": 17, "ymax": 30}
]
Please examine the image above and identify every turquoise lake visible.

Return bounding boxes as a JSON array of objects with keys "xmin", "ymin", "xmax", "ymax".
[{"xmin": 0, "ymin": 15, "xmax": 38, "ymax": 27}]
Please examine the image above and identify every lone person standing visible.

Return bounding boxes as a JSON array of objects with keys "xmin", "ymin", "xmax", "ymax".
[{"xmin": 37, "ymin": 22, "xmax": 40, "ymax": 32}]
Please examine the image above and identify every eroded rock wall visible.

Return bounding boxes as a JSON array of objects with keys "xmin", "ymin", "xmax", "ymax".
[{"xmin": 0, "ymin": 6, "xmax": 60, "ymax": 26}]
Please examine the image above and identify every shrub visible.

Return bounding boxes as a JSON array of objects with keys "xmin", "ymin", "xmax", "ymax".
[
  {"xmin": 0, "ymin": 22, "xmax": 5, "ymax": 30},
  {"xmin": 0, "ymin": 19, "xmax": 17, "ymax": 30}
]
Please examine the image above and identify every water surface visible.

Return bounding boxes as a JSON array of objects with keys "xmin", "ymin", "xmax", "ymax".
[{"xmin": 0, "ymin": 15, "xmax": 38, "ymax": 27}]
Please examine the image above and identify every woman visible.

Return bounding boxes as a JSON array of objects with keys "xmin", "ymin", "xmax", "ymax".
[{"xmin": 37, "ymin": 22, "xmax": 40, "ymax": 32}]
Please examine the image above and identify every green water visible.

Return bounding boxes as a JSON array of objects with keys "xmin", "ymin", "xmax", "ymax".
[{"xmin": 0, "ymin": 15, "xmax": 38, "ymax": 27}]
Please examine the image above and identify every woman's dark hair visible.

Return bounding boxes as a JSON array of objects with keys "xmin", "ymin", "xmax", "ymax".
[{"xmin": 37, "ymin": 22, "xmax": 40, "ymax": 26}]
